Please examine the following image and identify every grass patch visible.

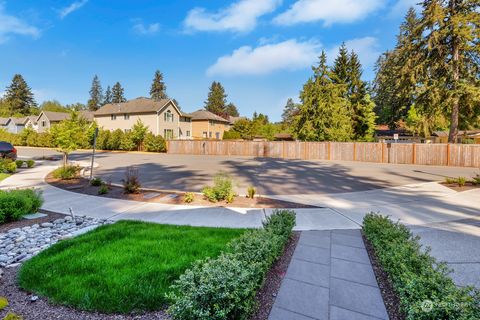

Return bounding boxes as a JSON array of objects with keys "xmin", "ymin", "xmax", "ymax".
[
  {"xmin": 0, "ymin": 173, "xmax": 10, "ymax": 181},
  {"xmin": 18, "ymin": 221, "xmax": 245, "ymax": 314}
]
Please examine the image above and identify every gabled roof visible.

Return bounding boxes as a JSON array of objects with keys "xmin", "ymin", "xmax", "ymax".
[
  {"xmin": 0, "ymin": 117, "xmax": 9, "ymax": 126},
  {"xmin": 189, "ymin": 109, "xmax": 230, "ymax": 123},
  {"xmin": 94, "ymin": 97, "xmax": 175, "ymax": 116},
  {"xmin": 25, "ymin": 116, "xmax": 38, "ymax": 125},
  {"xmin": 79, "ymin": 110, "xmax": 94, "ymax": 121},
  {"xmin": 7, "ymin": 117, "xmax": 29, "ymax": 125},
  {"xmin": 37, "ymin": 111, "xmax": 70, "ymax": 122}
]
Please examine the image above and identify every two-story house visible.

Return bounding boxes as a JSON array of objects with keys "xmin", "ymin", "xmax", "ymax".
[
  {"xmin": 35, "ymin": 111, "xmax": 94, "ymax": 133},
  {"xmin": 94, "ymin": 97, "xmax": 192, "ymax": 140},
  {"xmin": 189, "ymin": 110, "xmax": 230, "ymax": 140}
]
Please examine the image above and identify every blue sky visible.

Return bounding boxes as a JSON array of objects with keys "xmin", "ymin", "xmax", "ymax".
[{"xmin": 0, "ymin": 0, "xmax": 418, "ymax": 121}]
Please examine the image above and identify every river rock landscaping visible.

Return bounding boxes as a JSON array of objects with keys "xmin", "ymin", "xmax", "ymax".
[{"xmin": 0, "ymin": 215, "xmax": 111, "ymax": 268}]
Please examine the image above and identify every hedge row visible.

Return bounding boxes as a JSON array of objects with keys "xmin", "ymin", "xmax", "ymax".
[
  {"xmin": 167, "ymin": 209, "xmax": 296, "ymax": 320},
  {"xmin": 363, "ymin": 213, "xmax": 480, "ymax": 320},
  {"xmin": 0, "ymin": 128, "xmax": 166, "ymax": 153},
  {"xmin": 0, "ymin": 189, "xmax": 44, "ymax": 224}
]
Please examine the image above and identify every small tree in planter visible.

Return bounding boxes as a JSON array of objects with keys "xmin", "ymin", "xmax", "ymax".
[
  {"xmin": 50, "ymin": 112, "xmax": 89, "ymax": 167},
  {"xmin": 131, "ymin": 119, "xmax": 149, "ymax": 151}
]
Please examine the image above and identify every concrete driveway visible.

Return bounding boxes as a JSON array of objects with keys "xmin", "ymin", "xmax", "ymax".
[{"xmin": 17, "ymin": 147, "xmax": 478, "ymax": 195}]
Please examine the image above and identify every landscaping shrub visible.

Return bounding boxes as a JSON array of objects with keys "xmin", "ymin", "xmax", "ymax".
[
  {"xmin": 247, "ymin": 186, "xmax": 256, "ymax": 198},
  {"xmin": 363, "ymin": 213, "xmax": 480, "ymax": 320},
  {"xmin": 457, "ymin": 176, "xmax": 466, "ymax": 187},
  {"xmin": 3, "ymin": 312, "xmax": 23, "ymax": 320},
  {"xmin": 0, "ymin": 297, "xmax": 8, "ymax": 310},
  {"xmin": 184, "ymin": 192, "xmax": 195, "ymax": 203},
  {"xmin": 473, "ymin": 174, "xmax": 480, "ymax": 185},
  {"xmin": 202, "ymin": 173, "xmax": 235, "ymax": 203},
  {"xmin": 122, "ymin": 167, "xmax": 141, "ymax": 194},
  {"xmin": 0, "ymin": 189, "xmax": 44, "ymax": 224},
  {"xmin": 90, "ymin": 177, "xmax": 103, "ymax": 186},
  {"xmin": 26, "ymin": 159, "xmax": 35, "ymax": 168},
  {"xmin": 15, "ymin": 160, "xmax": 24, "ymax": 168},
  {"xmin": 168, "ymin": 209, "xmax": 296, "ymax": 320},
  {"xmin": 109, "ymin": 129, "xmax": 124, "ymax": 150},
  {"xmin": 444, "ymin": 177, "xmax": 457, "ymax": 184},
  {"xmin": 143, "ymin": 132, "xmax": 166, "ymax": 152},
  {"xmin": 120, "ymin": 132, "xmax": 136, "ymax": 151},
  {"xmin": 98, "ymin": 184, "xmax": 109, "ymax": 195},
  {"xmin": 4, "ymin": 161, "xmax": 17, "ymax": 173},
  {"xmin": 52, "ymin": 165, "xmax": 80, "ymax": 180}
]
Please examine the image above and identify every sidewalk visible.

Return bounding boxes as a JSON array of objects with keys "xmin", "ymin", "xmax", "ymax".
[{"xmin": 270, "ymin": 230, "xmax": 388, "ymax": 320}]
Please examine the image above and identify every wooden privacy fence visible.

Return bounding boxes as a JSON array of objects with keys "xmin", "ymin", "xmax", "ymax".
[{"xmin": 166, "ymin": 140, "xmax": 480, "ymax": 168}]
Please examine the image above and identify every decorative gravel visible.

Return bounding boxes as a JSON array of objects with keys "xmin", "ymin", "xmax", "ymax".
[{"xmin": 0, "ymin": 215, "xmax": 111, "ymax": 268}]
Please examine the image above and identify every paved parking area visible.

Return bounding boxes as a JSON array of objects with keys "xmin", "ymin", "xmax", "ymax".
[
  {"xmin": 269, "ymin": 230, "xmax": 388, "ymax": 320},
  {"xmin": 17, "ymin": 147, "xmax": 477, "ymax": 195}
]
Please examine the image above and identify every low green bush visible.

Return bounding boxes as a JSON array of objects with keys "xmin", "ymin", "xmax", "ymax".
[
  {"xmin": 98, "ymin": 184, "xmax": 109, "ymax": 195},
  {"xmin": 0, "ymin": 189, "xmax": 44, "ymax": 224},
  {"xmin": 3, "ymin": 312, "xmax": 23, "ymax": 320},
  {"xmin": 457, "ymin": 176, "xmax": 466, "ymax": 187},
  {"xmin": 26, "ymin": 159, "xmax": 35, "ymax": 168},
  {"xmin": 444, "ymin": 177, "xmax": 457, "ymax": 184},
  {"xmin": 143, "ymin": 132, "xmax": 166, "ymax": 152},
  {"xmin": 202, "ymin": 173, "xmax": 235, "ymax": 203},
  {"xmin": 52, "ymin": 165, "xmax": 80, "ymax": 180},
  {"xmin": 90, "ymin": 177, "xmax": 103, "ymax": 186},
  {"xmin": 0, "ymin": 297, "xmax": 8, "ymax": 310},
  {"xmin": 363, "ymin": 213, "xmax": 480, "ymax": 320},
  {"xmin": 4, "ymin": 161, "xmax": 17, "ymax": 173},
  {"xmin": 168, "ymin": 209, "xmax": 296, "ymax": 320},
  {"xmin": 184, "ymin": 192, "xmax": 195, "ymax": 203},
  {"xmin": 15, "ymin": 160, "xmax": 24, "ymax": 168},
  {"xmin": 473, "ymin": 174, "xmax": 480, "ymax": 185}
]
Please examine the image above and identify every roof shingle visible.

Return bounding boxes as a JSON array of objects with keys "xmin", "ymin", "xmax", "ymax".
[
  {"xmin": 94, "ymin": 97, "xmax": 171, "ymax": 116},
  {"xmin": 189, "ymin": 110, "xmax": 230, "ymax": 123}
]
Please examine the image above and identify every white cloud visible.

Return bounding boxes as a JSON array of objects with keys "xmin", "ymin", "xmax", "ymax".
[
  {"xmin": 274, "ymin": 0, "xmax": 385, "ymax": 26},
  {"xmin": 132, "ymin": 22, "xmax": 160, "ymax": 35},
  {"xmin": 59, "ymin": 0, "xmax": 88, "ymax": 19},
  {"xmin": 185, "ymin": 0, "xmax": 282, "ymax": 33},
  {"xmin": 0, "ymin": 3, "xmax": 40, "ymax": 43},
  {"xmin": 327, "ymin": 37, "xmax": 381, "ymax": 69},
  {"xmin": 207, "ymin": 39, "xmax": 321, "ymax": 76}
]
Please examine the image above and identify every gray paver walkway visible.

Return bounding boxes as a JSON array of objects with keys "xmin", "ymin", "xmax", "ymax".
[{"xmin": 269, "ymin": 230, "xmax": 388, "ymax": 320}]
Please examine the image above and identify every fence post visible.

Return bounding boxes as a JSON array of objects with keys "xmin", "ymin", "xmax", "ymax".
[
  {"xmin": 304, "ymin": 142, "xmax": 308, "ymax": 160},
  {"xmin": 328, "ymin": 142, "xmax": 331, "ymax": 160},
  {"xmin": 282, "ymin": 141, "xmax": 286, "ymax": 159},
  {"xmin": 353, "ymin": 142, "xmax": 357, "ymax": 161},
  {"xmin": 446, "ymin": 144, "xmax": 450, "ymax": 166},
  {"xmin": 412, "ymin": 143, "xmax": 416, "ymax": 164}
]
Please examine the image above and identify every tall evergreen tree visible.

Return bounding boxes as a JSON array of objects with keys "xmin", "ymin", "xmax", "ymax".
[
  {"xmin": 332, "ymin": 43, "xmax": 350, "ymax": 84},
  {"xmin": 104, "ymin": 85, "xmax": 112, "ymax": 105},
  {"xmin": 111, "ymin": 82, "xmax": 126, "ymax": 103},
  {"xmin": 294, "ymin": 51, "xmax": 353, "ymax": 141},
  {"xmin": 87, "ymin": 75, "xmax": 103, "ymax": 111},
  {"xmin": 281, "ymin": 98, "xmax": 299, "ymax": 128},
  {"xmin": 4, "ymin": 74, "xmax": 37, "ymax": 115},
  {"xmin": 225, "ymin": 103, "xmax": 239, "ymax": 117},
  {"xmin": 204, "ymin": 81, "xmax": 227, "ymax": 116},
  {"xmin": 417, "ymin": 0, "xmax": 480, "ymax": 142},
  {"xmin": 150, "ymin": 70, "xmax": 168, "ymax": 100}
]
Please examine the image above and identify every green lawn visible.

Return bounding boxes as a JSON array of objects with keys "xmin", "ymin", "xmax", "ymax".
[
  {"xmin": 18, "ymin": 221, "xmax": 245, "ymax": 314},
  {"xmin": 0, "ymin": 173, "xmax": 10, "ymax": 181}
]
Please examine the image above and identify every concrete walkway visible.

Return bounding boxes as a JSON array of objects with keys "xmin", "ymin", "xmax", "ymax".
[{"xmin": 270, "ymin": 230, "xmax": 388, "ymax": 320}]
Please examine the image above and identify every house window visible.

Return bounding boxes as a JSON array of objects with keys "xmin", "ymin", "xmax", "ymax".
[
  {"xmin": 124, "ymin": 129, "xmax": 131, "ymax": 133},
  {"xmin": 186, "ymin": 130, "xmax": 190, "ymax": 137},
  {"xmin": 124, "ymin": 114, "xmax": 130, "ymax": 120},
  {"xmin": 202, "ymin": 131, "xmax": 207, "ymax": 138},
  {"xmin": 42, "ymin": 121, "xmax": 46, "ymax": 127},
  {"xmin": 179, "ymin": 129, "xmax": 183, "ymax": 138},
  {"xmin": 209, "ymin": 132, "xmax": 212, "ymax": 138},
  {"xmin": 111, "ymin": 115, "xmax": 117, "ymax": 120},
  {"xmin": 164, "ymin": 129, "xmax": 174, "ymax": 140},
  {"xmin": 164, "ymin": 110, "xmax": 174, "ymax": 122},
  {"xmin": 216, "ymin": 132, "xmax": 220, "ymax": 139}
]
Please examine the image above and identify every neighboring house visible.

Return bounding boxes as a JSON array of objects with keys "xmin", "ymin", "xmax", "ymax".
[
  {"xmin": 432, "ymin": 130, "xmax": 480, "ymax": 144},
  {"xmin": 36, "ymin": 110, "xmax": 94, "ymax": 133},
  {"xmin": 94, "ymin": 97, "xmax": 192, "ymax": 140},
  {"xmin": 24, "ymin": 116, "xmax": 39, "ymax": 131},
  {"xmin": 0, "ymin": 118, "xmax": 8, "ymax": 131},
  {"xmin": 189, "ymin": 110, "xmax": 230, "ymax": 140},
  {"xmin": 4, "ymin": 117, "xmax": 29, "ymax": 133}
]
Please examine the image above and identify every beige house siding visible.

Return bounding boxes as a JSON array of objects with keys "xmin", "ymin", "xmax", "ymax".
[
  {"xmin": 192, "ymin": 120, "xmax": 229, "ymax": 140},
  {"xmin": 95, "ymin": 101, "xmax": 192, "ymax": 140}
]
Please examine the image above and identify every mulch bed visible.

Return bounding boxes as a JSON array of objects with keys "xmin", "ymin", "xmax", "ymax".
[
  {"xmin": 0, "ymin": 267, "xmax": 169, "ymax": 320},
  {"xmin": 46, "ymin": 174, "xmax": 318, "ymax": 209},
  {"xmin": 441, "ymin": 182, "xmax": 479, "ymax": 192},
  {"xmin": 362, "ymin": 233, "xmax": 405, "ymax": 320},
  {"xmin": 250, "ymin": 232, "xmax": 300, "ymax": 320},
  {"xmin": 0, "ymin": 210, "xmax": 65, "ymax": 233}
]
